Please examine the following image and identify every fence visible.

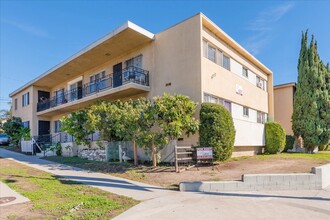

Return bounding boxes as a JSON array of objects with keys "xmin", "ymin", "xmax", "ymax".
[{"xmin": 21, "ymin": 140, "xmax": 33, "ymax": 153}]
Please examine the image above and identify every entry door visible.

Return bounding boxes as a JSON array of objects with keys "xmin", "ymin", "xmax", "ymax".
[
  {"xmin": 38, "ymin": 91, "xmax": 50, "ymax": 102},
  {"xmin": 113, "ymin": 63, "xmax": 122, "ymax": 88},
  {"xmin": 38, "ymin": 120, "xmax": 50, "ymax": 136}
]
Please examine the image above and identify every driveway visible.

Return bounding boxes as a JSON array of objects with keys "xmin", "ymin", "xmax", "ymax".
[{"xmin": 0, "ymin": 148, "xmax": 329, "ymax": 220}]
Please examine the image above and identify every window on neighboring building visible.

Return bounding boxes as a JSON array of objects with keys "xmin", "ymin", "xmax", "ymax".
[
  {"xmin": 223, "ymin": 55, "xmax": 230, "ymax": 70},
  {"xmin": 243, "ymin": 106, "xmax": 249, "ymax": 117},
  {"xmin": 257, "ymin": 111, "xmax": 265, "ymax": 124},
  {"xmin": 22, "ymin": 92, "xmax": 29, "ymax": 107},
  {"xmin": 14, "ymin": 98, "xmax": 17, "ymax": 110},
  {"xmin": 242, "ymin": 67, "xmax": 248, "ymax": 78},
  {"xmin": 22, "ymin": 121, "xmax": 30, "ymax": 129},
  {"xmin": 54, "ymin": 120, "xmax": 62, "ymax": 133}
]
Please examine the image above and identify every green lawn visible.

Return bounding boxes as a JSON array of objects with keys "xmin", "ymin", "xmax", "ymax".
[
  {"xmin": 0, "ymin": 158, "xmax": 138, "ymax": 220},
  {"xmin": 231, "ymin": 151, "xmax": 330, "ymax": 161}
]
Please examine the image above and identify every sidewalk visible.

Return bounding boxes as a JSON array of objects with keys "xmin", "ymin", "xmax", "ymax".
[
  {"xmin": 1, "ymin": 148, "xmax": 329, "ymax": 220},
  {"xmin": 0, "ymin": 181, "xmax": 30, "ymax": 206},
  {"xmin": 0, "ymin": 148, "xmax": 172, "ymax": 201}
]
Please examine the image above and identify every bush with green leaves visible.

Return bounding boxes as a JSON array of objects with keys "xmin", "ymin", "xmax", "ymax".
[
  {"xmin": 2, "ymin": 116, "xmax": 30, "ymax": 146},
  {"xmin": 265, "ymin": 122, "xmax": 286, "ymax": 154},
  {"xmin": 284, "ymin": 135, "xmax": 295, "ymax": 152},
  {"xmin": 199, "ymin": 103, "xmax": 235, "ymax": 161}
]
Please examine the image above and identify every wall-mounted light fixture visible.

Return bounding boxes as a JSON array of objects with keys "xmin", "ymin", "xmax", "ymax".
[{"xmin": 211, "ymin": 73, "xmax": 216, "ymax": 79}]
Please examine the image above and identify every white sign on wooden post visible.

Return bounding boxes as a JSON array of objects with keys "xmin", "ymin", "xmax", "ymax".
[{"xmin": 196, "ymin": 147, "xmax": 213, "ymax": 159}]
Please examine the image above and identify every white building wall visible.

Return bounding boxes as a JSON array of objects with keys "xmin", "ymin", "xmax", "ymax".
[
  {"xmin": 231, "ymin": 103, "xmax": 265, "ymax": 146},
  {"xmin": 248, "ymin": 70, "xmax": 257, "ymax": 85},
  {"xmin": 233, "ymin": 119, "xmax": 265, "ymax": 146},
  {"xmin": 231, "ymin": 59, "xmax": 242, "ymax": 76}
]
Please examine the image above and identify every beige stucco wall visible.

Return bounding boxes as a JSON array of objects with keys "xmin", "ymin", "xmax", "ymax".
[
  {"xmin": 274, "ymin": 85, "xmax": 295, "ymax": 135},
  {"xmin": 10, "ymin": 13, "xmax": 273, "ymax": 152},
  {"xmin": 201, "ymin": 27, "xmax": 269, "ymax": 113}
]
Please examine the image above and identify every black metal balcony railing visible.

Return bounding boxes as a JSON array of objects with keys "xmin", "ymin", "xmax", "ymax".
[{"xmin": 37, "ymin": 66, "xmax": 149, "ymax": 112}]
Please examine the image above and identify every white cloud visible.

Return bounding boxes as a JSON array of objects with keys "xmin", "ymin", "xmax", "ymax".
[
  {"xmin": 2, "ymin": 19, "xmax": 48, "ymax": 38},
  {"xmin": 244, "ymin": 2, "xmax": 294, "ymax": 55}
]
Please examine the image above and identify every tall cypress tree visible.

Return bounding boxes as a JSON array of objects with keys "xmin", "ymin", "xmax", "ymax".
[{"xmin": 292, "ymin": 31, "xmax": 330, "ymax": 151}]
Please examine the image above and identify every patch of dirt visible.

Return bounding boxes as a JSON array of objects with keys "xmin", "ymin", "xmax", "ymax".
[
  {"xmin": 114, "ymin": 157, "xmax": 330, "ymax": 188},
  {"xmin": 0, "ymin": 202, "xmax": 45, "ymax": 220}
]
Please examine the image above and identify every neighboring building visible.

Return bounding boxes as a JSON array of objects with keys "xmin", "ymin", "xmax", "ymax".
[
  {"xmin": 10, "ymin": 13, "xmax": 273, "ymax": 157},
  {"xmin": 274, "ymin": 82, "xmax": 296, "ymax": 135}
]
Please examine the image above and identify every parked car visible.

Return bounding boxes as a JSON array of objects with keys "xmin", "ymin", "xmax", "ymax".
[{"xmin": 0, "ymin": 134, "xmax": 9, "ymax": 145}]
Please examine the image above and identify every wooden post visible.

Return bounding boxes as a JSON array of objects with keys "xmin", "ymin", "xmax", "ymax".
[{"xmin": 174, "ymin": 141, "xmax": 179, "ymax": 172}]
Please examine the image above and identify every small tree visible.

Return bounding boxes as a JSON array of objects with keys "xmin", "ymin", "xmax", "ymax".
[
  {"xmin": 199, "ymin": 103, "xmax": 236, "ymax": 161},
  {"xmin": 3, "ymin": 116, "xmax": 23, "ymax": 147},
  {"xmin": 153, "ymin": 93, "xmax": 199, "ymax": 172},
  {"xmin": 115, "ymin": 98, "xmax": 151, "ymax": 166},
  {"xmin": 265, "ymin": 122, "xmax": 286, "ymax": 154},
  {"xmin": 61, "ymin": 109, "xmax": 94, "ymax": 146},
  {"xmin": 136, "ymin": 103, "xmax": 168, "ymax": 167}
]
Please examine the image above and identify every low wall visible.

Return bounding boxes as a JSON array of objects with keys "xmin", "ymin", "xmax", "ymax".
[
  {"xmin": 180, "ymin": 163, "xmax": 330, "ymax": 192},
  {"xmin": 313, "ymin": 163, "xmax": 330, "ymax": 189},
  {"xmin": 78, "ymin": 149, "xmax": 107, "ymax": 162}
]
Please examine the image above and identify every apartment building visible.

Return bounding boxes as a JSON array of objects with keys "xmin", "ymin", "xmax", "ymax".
[
  {"xmin": 10, "ymin": 13, "xmax": 273, "ymax": 157},
  {"xmin": 274, "ymin": 82, "xmax": 296, "ymax": 135}
]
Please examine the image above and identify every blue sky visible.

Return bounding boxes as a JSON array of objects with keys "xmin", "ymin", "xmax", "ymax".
[{"xmin": 0, "ymin": 0, "xmax": 329, "ymax": 110}]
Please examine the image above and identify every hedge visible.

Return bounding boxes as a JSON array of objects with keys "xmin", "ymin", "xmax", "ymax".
[
  {"xmin": 265, "ymin": 122, "xmax": 286, "ymax": 154},
  {"xmin": 199, "ymin": 103, "xmax": 236, "ymax": 161}
]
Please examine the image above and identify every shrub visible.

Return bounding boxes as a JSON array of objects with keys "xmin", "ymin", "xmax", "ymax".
[
  {"xmin": 284, "ymin": 135, "xmax": 295, "ymax": 152},
  {"xmin": 265, "ymin": 122, "xmax": 286, "ymax": 154},
  {"xmin": 199, "ymin": 103, "xmax": 236, "ymax": 161}
]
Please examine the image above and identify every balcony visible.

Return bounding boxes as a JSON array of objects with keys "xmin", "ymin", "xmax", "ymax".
[{"xmin": 37, "ymin": 67, "xmax": 150, "ymax": 115}]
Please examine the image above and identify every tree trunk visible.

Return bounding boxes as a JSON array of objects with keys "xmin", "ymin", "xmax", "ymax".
[
  {"xmin": 133, "ymin": 140, "xmax": 138, "ymax": 166},
  {"xmin": 152, "ymin": 143, "xmax": 157, "ymax": 167}
]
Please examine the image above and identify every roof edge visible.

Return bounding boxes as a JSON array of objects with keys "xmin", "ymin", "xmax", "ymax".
[
  {"xmin": 274, "ymin": 82, "xmax": 296, "ymax": 89},
  {"xmin": 10, "ymin": 21, "xmax": 154, "ymax": 97},
  {"xmin": 200, "ymin": 13, "xmax": 272, "ymax": 75}
]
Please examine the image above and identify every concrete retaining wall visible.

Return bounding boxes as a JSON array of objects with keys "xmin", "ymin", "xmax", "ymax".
[{"xmin": 180, "ymin": 163, "xmax": 330, "ymax": 192}]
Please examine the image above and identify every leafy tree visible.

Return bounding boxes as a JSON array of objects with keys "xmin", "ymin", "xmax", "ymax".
[
  {"xmin": 87, "ymin": 101, "xmax": 122, "ymax": 142},
  {"xmin": 61, "ymin": 109, "xmax": 94, "ymax": 146},
  {"xmin": 3, "ymin": 116, "xmax": 23, "ymax": 146},
  {"xmin": 136, "ymin": 102, "xmax": 168, "ymax": 167},
  {"xmin": 199, "ymin": 103, "xmax": 235, "ymax": 161},
  {"xmin": 153, "ymin": 93, "xmax": 199, "ymax": 171},
  {"xmin": 292, "ymin": 31, "xmax": 330, "ymax": 151},
  {"xmin": 115, "ymin": 98, "xmax": 151, "ymax": 166}
]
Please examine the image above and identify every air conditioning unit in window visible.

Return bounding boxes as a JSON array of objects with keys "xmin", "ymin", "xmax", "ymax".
[{"xmin": 257, "ymin": 81, "xmax": 263, "ymax": 88}]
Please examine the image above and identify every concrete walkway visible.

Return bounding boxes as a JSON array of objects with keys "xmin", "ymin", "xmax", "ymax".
[
  {"xmin": 0, "ymin": 148, "xmax": 172, "ymax": 201},
  {"xmin": 1, "ymin": 148, "xmax": 330, "ymax": 220},
  {"xmin": 0, "ymin": 181, "xmax": 30, "ymax": 206}
]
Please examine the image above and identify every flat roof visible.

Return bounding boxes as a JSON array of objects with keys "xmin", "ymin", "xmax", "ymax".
[
  {"xmin": 274, "ymin": 82, "xmax": 296, "ymax": 89},
  {"xmin": 10, "ymin": 21, "xmax": 154, "ymax": 97}
]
